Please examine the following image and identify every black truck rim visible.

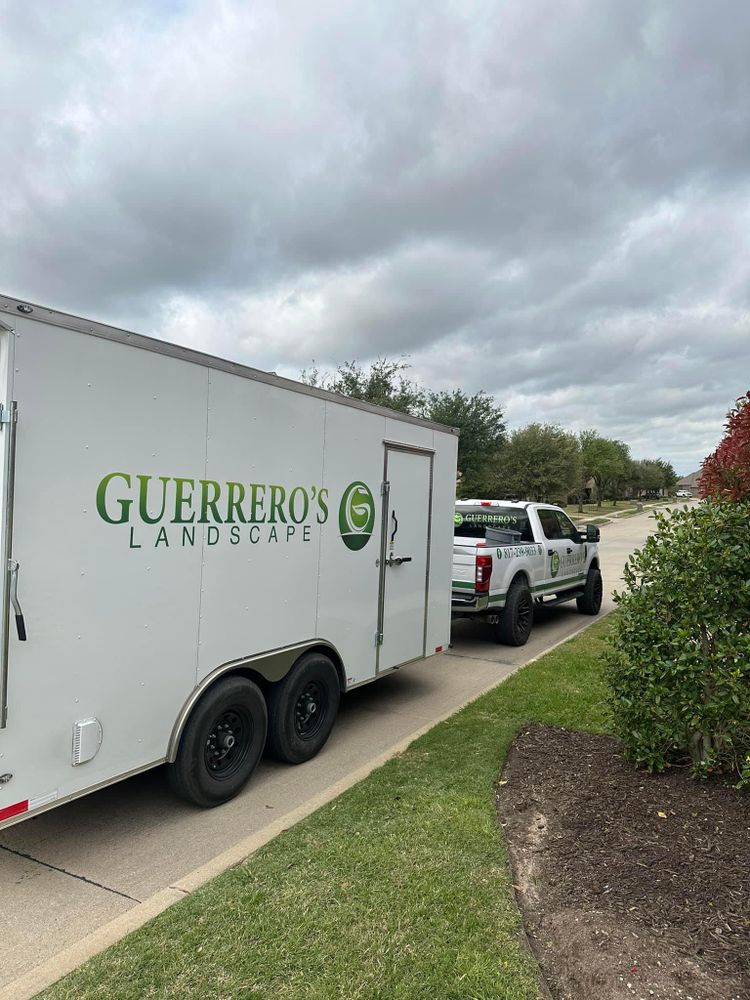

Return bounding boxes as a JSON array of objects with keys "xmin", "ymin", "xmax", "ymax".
[{"xmin": 517, "ymin": 592, "xmax": 532, "ymax": 635}]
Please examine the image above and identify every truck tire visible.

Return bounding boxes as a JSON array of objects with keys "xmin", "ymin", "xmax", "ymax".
[
  {"xmin": 167, "ymin": 676, "xmax": 267, "ymax": 808},
  {"xmin": 494, "ymin": 578, "xmax": 533, "ymax": 646},
  {"xmin": 266, "ymin": 652, "xmax": 340, "ymax": 764},
  {"xmin": 577, "ymin": 565, "xmax": 603, "ymax": 615}
]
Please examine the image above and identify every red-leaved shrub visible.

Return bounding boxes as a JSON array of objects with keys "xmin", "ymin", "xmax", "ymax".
[{"xmin": 699, "ymin": 391, "xmax": 750, "ymax": 501}]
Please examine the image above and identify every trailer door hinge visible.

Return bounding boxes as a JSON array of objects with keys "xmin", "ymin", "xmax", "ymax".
[
  {"xmin": 0, "ymin": 404, "xmax": 14, "ymax": 425},
  {"xmin": 375, "ymin": 631, "xmax": 383, "ymax": 646},
  {"xmin": 381, "ymin": 481, "xmax": 390, "ymax": 497}
]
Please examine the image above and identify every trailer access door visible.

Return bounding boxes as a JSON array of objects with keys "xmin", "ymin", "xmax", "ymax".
[{"xmin": 377, "ymin": 444, "xmax": 433, "ymax": 672}]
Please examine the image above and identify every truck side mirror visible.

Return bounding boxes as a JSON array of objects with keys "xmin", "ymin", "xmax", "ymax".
[{"xmin": 585, "ymin": 523, "xmax": 600, "ymax": 543}]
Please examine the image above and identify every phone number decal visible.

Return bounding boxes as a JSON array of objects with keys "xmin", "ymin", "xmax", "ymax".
[{"xmin": 497, "ymin": 544, "xmax": 543, "ymax": 559}]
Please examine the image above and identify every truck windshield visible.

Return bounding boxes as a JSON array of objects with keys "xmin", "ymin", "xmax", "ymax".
[{"xmin": 454, "ymin": 507, "xmax": 533, "ymax": 542}]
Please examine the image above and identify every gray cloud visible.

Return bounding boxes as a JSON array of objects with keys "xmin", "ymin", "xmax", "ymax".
[{"xmin": 1, "ymin": 0, "xmax": 749, "ymax": 473}]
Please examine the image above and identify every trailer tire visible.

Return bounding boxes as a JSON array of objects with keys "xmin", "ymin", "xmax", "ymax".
[
  {"xmin": 494, "ymin": 578, "xmax": 533, "ymax": 646},
  {"xmin": 266, "ymin": 652, "xmax": 340, "ymax": 764},
  {"xmin": 577, "ymin": 565, "xmax": 603, "ymax": 616},
  {"xmin": 167, "ymin": 676, "xmax": 267, "ymax": 808}
]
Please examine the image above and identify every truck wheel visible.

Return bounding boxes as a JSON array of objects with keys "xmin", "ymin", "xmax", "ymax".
[
  {"xmin": 167, "ymin": 676, "xmax": 267, "ymax": 808},
  {"xmin": 494, "ymin": 579, "xmax": 533, "ymax": 646},
  {"xmin": 266, "ymin": 652, "xmax": 340, "ymax": 764},
  {"xmin": 577, "ymin": 566, "xmax": 603, "ymax": 615}
]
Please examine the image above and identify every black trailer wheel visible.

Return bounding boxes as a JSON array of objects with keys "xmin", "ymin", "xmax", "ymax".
[
  {"xmin": 167, "ymin": 676, "xmax": 267, "ymax": 807},
  {"xmin": 266, "ymin": 652, "xmax": 340, "ymax": 764},
  {"xmin": 577, "ymin": 565, "xmax": 603, "ymax": 615},
  {"xmin": 494, "ymin": 578, "xmax": 533, "ymax": 646}
]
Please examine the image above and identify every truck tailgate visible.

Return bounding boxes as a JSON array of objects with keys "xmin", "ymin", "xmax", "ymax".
[{"xmin": 452, "ymin": 540, "xmax": 477, "ymax": 595}]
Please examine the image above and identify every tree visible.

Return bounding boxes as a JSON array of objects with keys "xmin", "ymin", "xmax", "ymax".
[
  {"xmin": 579, "ymin": 431, "xmax": 626, "ymax": 508},
  {"xmin": 426, "ymin": 389, "xmax": 505, "ymax": 498},
  {"xmin": 578, "ymin": 430, "xmax": 598, "ymax": 511},
  {"xmin": 699, "ymin": 390, "xmax": 750, "ymax": 501},
  {"xmin": 491, "ymin": 423, "xmax": 581, "ymax": 503},
  {"xmin": 300, "ymin": 359, "xmax": 425, "ymax": 415},
  {"xmin": 608, "ymin": 440, "xmax": 632, "ymax": 506},
  {"xmin": 631, "ymin": 457, "xmax": 677, "ymax": 497},
  {"xmin": 656, "ymin": 458, "xmax": 678, "ymax": 494},
  {"xmin": 631, "ymin": 458, "xmax": 663, "ymax": 495},
  {"xmin": 301, "ymin": 360, "xmax": 505, "ymax": 498}
]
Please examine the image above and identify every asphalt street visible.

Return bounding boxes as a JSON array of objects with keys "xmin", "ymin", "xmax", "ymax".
[{"xmin": 0, "ymin": 505, "xmax": 673, "ymax": 996}]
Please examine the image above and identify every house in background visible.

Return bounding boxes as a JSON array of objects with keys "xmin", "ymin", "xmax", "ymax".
[{"xmin": 675, "ymin": 470, "xmax": 702, "ymax": 496}]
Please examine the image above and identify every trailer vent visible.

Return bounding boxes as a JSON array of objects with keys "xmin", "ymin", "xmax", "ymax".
[{"xmin": 72, "ymin": 718, "xmax": 103, "ymax": 766}]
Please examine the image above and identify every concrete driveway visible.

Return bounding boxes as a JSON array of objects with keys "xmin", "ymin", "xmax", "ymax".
[{"xmin": 0, "ymin": 507, "xmax": 666, "ymax": 997}]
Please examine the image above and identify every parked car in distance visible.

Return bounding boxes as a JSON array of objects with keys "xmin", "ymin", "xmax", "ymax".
[{"xmin": 675, "ymin": 489, "xmax": 693, "ymax": 498}]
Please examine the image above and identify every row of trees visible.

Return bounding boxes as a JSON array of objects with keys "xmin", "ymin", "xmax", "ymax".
[
  {"xmin": 496, "ymin": 425, "xmax": 676, "ymax": 507},
  {"xmin": 301, "ymin": 359, "xmax": 677, "ymax": 503}
]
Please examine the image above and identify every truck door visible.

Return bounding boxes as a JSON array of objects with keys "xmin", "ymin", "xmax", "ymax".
[
  {"xmin": 377, "ymin": 444, "xmax": 433, "ymax": 673},
  {"xmin": 537, "ymin": 508, "xmax": 586, "ymax": 594},
  {"xmin": 0, "ymin": 322, "xmax": 16, "ymax": 729}
]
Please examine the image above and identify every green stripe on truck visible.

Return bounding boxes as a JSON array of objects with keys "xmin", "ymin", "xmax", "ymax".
[
  {"xmin": 531, "ymin": 573, "xmax": 586, "ymax": 593},
  {"xmin": 454, "ymin": 572, "xmax": 586, "ymax": 601}
]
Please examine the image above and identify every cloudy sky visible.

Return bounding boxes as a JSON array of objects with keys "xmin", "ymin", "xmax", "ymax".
[{"xmin": 2, "ymin": 1, "xmax": 748, "ymax": 473}]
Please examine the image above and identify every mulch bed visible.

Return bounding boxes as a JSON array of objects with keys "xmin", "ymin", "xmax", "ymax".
[{"xmin": 497, "ymin": 724, "xmax": 750, "ymax": 1000}]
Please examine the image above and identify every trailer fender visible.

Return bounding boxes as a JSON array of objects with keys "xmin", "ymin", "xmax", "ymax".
[{"xmin": 167, "ymin": 639, "xmax": 344, "ymax": 762}]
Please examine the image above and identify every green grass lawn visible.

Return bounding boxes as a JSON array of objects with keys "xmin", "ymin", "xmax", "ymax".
[
  {"xmin": 44, "ymin": 620, "xmax": 614, "ymax": 1000},
  {"xmin": 565, "ymin": 499, "xmax": 674, "ymax": 523},
  {"xmin": 563, "ymin": 499, "xmax": 627, "ymax": 512},
  {"xmin": 564, "ymin": 502, "xmax": 633, "ymax": 524}
]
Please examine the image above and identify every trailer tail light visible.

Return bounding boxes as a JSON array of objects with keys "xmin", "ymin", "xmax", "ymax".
[{"xmin": 475, "ymin": 554, "xmax": 492, "ymax": 593}]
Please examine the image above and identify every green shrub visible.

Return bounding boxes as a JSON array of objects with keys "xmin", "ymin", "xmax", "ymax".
[{"xmin": 606, "ymin": 501, "xmax": 750, "ymax": 781}]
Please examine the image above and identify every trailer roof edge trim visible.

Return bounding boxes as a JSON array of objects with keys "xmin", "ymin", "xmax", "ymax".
[{"xmin": 0, "ymin": 293, "xmax": 459, "ymax": 436}]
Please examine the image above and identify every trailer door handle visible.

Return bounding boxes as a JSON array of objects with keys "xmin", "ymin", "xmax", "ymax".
[
  {"xmin": 9, "ymin": 560, "xmax": 27, "ymax": 641},
  {"xmin": 387, "ymin": 555, "xmax": 412, "ymax": 567}
]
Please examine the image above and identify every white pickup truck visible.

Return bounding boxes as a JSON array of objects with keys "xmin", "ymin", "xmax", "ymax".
[{"xmin": 452, "ymin": 500, "xmax": 603, "ymax": 645}]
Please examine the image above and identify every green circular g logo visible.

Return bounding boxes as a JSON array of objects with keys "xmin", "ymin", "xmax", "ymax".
[
  {"xmin": 550, "ymin": 551, "xmax": 560, "ymax": 578},
  {"xmin": 454, "ymin": 512, "xmax": 463, "ymax": 526},
  {"xmin": 339, "ymin": 482, "xmax": 375, "ymax": 551}
]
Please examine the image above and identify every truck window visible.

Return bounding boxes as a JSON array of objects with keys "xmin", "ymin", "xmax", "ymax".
[
  {"xmin": 555, "ymin": 511, "xmax": 580, "ymax": 541},
  {"xmin": 454, "ymin": 507, "xmax": 533, "ymax": 542},
  {"xmin": 537, "ymin": 508, "xmax": 562, "ymax": 540}
]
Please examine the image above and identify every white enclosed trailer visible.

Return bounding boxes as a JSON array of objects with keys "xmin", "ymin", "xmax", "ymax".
[{"xmin": 0, "ymin": 294, "xmax": 458, "ymax": 829}]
